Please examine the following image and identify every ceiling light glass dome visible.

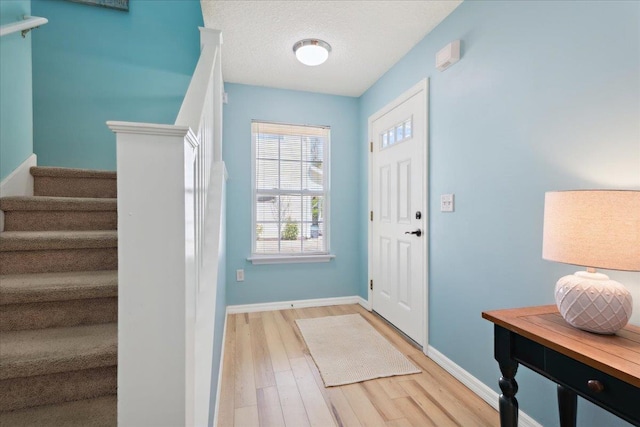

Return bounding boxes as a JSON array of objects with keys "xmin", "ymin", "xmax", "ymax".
[{"xmin": 293, "ymin": 39, "xmax": 331, "ymax": 66}]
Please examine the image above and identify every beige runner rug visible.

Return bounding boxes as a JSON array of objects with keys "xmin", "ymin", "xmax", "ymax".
[{"xmin": 295, "ymin": 313, "xmax": 420, "ymax": 387}]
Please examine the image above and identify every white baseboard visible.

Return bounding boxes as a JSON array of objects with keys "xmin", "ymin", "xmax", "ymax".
[
  {"xmin": 226, "ymin": 295, "xmax": 366, "ymax": 314},
  {"xmin": 0, "ymin": 153, "xmax": 36, "ymax": 197},
  {"xmin": 0, "ymin": 154, "xmax": 36, "ymax": 231},
  {"xmin": 357, "ymin": 295, "xmax": 371, "ymax": 310},
  {"xmin": 426, "ymin": 345, "xmax": 543, "ymax": 427},
  {"xmin": 211, "ymin": 312, "xmax": 228, "ymax": 427}
]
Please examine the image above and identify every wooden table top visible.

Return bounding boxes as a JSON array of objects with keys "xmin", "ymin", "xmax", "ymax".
[{"xmin": 482, "ymin": 305, "xmax": 640, "ymax": 388}]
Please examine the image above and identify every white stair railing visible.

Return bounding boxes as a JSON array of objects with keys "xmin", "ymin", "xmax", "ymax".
[
  {"xmin": 0, "ymin": 15, "xmax": 48, "ymax": 38},
  {"xmin": 107, "ymin": 27, "xmax": 225, "ymax": 427}
]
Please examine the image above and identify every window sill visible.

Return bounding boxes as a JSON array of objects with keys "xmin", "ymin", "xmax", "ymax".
[{"xmin": 247, "ymin": 254, "xmax": 336, "ymax": 265}]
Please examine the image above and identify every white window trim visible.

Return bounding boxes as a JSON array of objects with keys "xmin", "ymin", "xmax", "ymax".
[
  {"xmin": 250, "ymin": 120, "xmax": 333, "ymax": 264},
  {"xmin": 247, "ymin": 254, "xmax": 336, "ymax": 265}
]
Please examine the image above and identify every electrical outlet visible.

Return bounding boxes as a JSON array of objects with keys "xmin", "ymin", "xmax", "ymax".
[
  {"xmin": 441, "ymin": 194, "xmax": 454, "ymax": 212},
  {"xmin": 236, "ymin": 269, "xmax": 244, "ymax": 282}
]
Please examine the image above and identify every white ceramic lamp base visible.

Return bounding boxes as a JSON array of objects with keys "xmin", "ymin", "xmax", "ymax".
[{"xmin": 555, "ymin": 270, "xmax": 633, "ymax": 334}]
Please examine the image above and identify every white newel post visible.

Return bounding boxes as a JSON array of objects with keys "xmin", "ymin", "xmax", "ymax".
[{"xmin": 108, "ymin": 122, "xmax": 198, "ymax": 427}]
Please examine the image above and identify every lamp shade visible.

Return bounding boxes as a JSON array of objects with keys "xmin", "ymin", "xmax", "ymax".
[{"xmin": 543, "ymin": 190, "xmax": 640, "ymax": 272}]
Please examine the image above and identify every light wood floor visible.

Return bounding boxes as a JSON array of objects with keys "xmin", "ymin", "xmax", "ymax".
[{"xmin": 216, "ymin": 304, "xmax": 499, "ymax": 427}]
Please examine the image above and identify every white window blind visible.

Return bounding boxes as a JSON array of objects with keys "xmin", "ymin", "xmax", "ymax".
[{"xmin": 252, "ymin": 121, "xmax": 330, "ymax": 256}]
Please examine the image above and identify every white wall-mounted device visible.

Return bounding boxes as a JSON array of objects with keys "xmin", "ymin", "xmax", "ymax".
[{"xmin": 436, "ymin": 40, "xmax": 461, "ymax": 72}]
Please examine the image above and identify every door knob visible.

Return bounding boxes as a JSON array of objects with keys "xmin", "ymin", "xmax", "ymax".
[{"xmin": 405, "ymin": 229, "xmax": 422, "ymax": 237}]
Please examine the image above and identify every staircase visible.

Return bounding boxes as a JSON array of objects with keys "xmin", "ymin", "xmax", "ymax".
[{"xmin": 0, "ymin": 167, "xmax": 118, "ymax": 426}]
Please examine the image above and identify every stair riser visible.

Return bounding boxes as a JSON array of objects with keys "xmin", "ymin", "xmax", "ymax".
[
  {"xmin": 0, "ymin": 396, "xmax": 117, "ymax": 426},
  {"xmin": 0, "ymin": 248, "xmax": 118, "ymax": 274},
  {"xmin": 3, "ymin": 211, "xmax": 117, "ymax": 232},
  {"xmin": 0, "ymin": 366, "xmax": 116, "ymax": 412},
  {"xmin": 0, "ymin": 298, "xmax": 117, "ymax": 332},
  {"xmin": 34, "ymin": 177, "xmax": 117, "ymax": 199}
]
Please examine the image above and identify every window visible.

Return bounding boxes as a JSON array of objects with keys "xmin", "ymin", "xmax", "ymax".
[
  {"xmin": 380, "ymin": 117, "xmax": 412, "ymax": 149},
  {"xmin": 250, "ymin": 121, "xmax": 332, "ymax": 263}
]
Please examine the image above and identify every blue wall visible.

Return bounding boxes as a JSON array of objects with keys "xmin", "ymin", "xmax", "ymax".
[
  {"xmin": 359, "ymin": 1, "xmax": 639, "ymax": 426},
  {"xmin": 223, "ymin": 84, "xmax": 360, "ymax": 305},
  {"xmin": 31, "ymin": 0, "xmax": 203, "ymax": 171},
  {"xmin": 0, "ymin": 0, "xmax": 33, "ymax": 181}
]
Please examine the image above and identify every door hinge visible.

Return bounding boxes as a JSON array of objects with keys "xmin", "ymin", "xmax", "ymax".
[
  {"xmin": 370, "ymin": 211, "xmax": 373, "ymax": 221},
  {"xmin": 370, "ymin": 279, "xmax": 373, "ymax": 291},
  {"xmin": 370, "ymin": 141, "xmax": 373, "ymax": 152}
]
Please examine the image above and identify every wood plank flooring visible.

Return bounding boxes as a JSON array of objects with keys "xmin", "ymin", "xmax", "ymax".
[{"xmin": 216, "ymin": 304, "xmax": 499, "ymax": 427}]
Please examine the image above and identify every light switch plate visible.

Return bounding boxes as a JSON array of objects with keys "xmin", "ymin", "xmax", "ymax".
[{"xmin": 441, "ymin": 194, "xmax": 454, "ymax": 212}]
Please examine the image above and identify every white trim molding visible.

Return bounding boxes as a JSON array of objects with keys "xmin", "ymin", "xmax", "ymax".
[
  {"xmin": 357, "ymin": 295, "xmax": 371, "ymax": 310},
  {"xmin": 211, "ymin": 312, "xmax": 228, "ymax": 427},
  {"xmin": 0, "ymin": 154, "xmax": 36, "ymax": 232},
  {"xmin": 227, "ymin": 295, "xmax": 369, "ymax": 314},
  {"xmin": 426, "ymin": 346, "xmax": 543, "ymax": 427},
  {"xmin": 106, "ymin": 121, "xmax": 196, "ymax": 142},
  {"xmin": 0, "ymin": 153, "xmax": 36, "ymax": 197},
  {"xmin": 247, "ymin": 254, "xmax": 335, "ymax": 265}
]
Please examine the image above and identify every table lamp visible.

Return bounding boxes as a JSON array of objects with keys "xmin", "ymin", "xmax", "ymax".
[{"xmin": 542, "ymin": 190, "xmax": 640, "ymax": 334}]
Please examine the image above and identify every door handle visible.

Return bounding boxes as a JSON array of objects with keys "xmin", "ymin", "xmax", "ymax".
[{"xmin": 405, "ymin": 229, "xmax": 422, "ymax": 237}]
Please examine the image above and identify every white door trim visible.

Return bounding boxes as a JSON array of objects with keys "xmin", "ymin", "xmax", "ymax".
[{"xmin": 367, "ymin": 78, "xmax": 429, "ymax": 353}]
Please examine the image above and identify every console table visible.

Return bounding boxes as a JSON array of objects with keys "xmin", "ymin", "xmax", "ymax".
[{"xmin": 482, "ymin": 305, "xmax": 640, "ymax": 427}]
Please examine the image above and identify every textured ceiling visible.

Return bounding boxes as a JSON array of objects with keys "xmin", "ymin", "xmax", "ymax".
[{"xmin": 201, "ymin": 1, "xmax": 462, "ymax": 97}]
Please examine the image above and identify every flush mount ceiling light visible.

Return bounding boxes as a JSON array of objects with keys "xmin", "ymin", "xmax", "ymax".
[{"xmin": 293, "ymin": 39, "xmax": 331, "ymax": 66}]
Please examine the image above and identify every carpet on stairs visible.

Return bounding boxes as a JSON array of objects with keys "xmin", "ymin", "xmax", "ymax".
[{"xmin": 0, "ymin": 166, "xmax": 118, "ymax": 425}]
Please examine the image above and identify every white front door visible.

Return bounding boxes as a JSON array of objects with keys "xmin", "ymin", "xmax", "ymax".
[{"xmin": 369, "ymin": 80, "xmax": 428, "ymax": 346}]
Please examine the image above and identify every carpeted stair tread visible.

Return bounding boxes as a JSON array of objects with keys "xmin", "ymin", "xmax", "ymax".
[
  {"xmin": 31, "ymin": 167, "xmax": 117, "ymax": 198},
  {"xmin": 0, "ymin": 297, "xmax": 117, "ymax": 332},
  {"xmin": 0, "ymin": 230, "xmax": 117, "ymax": 252},
  {"xmin": 30, "ymin": 167, "xmax": 116, "ymax": 180},
  {"xmin": 0, "ymin": 196, "xmax": 117, "ymax": 212},
  {"xmin": 1, "ymin": 366, "xmax": 116, "ymax": 412},
  {"xmin": 0, "ymin": 395, "xmax": 116, "ymax": 427},
  {"xmin": 1, "ymin": 197, "xmax": 117, "ymax": 231},
  {"xmin": 0, "ymin": 248, "xmax": 118, "ymax": 275},
  {"xmin": 0, "ymin": 323, "xmax": 117, "ymax": 380},
  {"xmin": 0, "ymin": 271, "xmax": 117, "ymax": 305}
]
